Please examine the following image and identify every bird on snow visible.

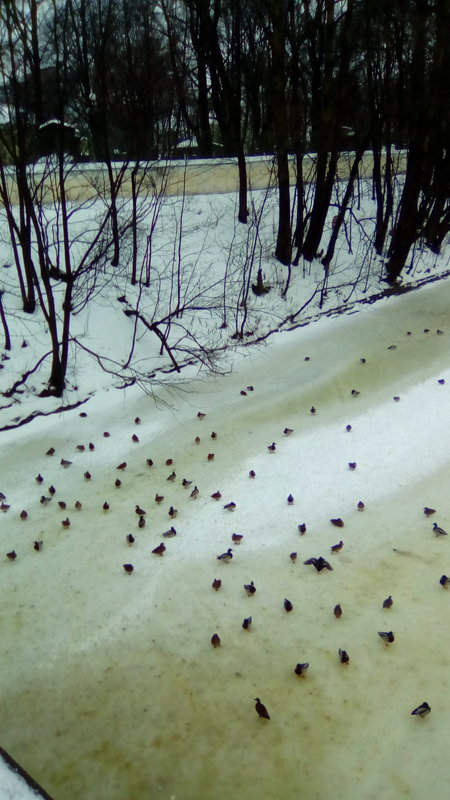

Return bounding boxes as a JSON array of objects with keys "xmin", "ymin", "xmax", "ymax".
[
  {"xmin": 303, "ymin": 556, "xmax": 333, "ymax": 572},
  {"xmin": 182, "ymin": 478, "xmax": 192, "ymax": 488},
  {"xmin": 138, "ymin": 516, "xmax": 146, "ymax": 528},
  {"xmin": 330, "ymin": 518, "xmax": 344, "ymax": 528},
  {"xmin": 123, "ymin": 563, "xmax": 134, "ymax": 574},
  {"xmin": 217, "ymin": 548, "xmax": 233, "ymax": 563},
  {"xmin": 383, "ymin": 595, "xmax": 393, "ymax": 609},
  {"xmin": 152, "ymin": 543, "xmax": 166, "ymax": 556},
  {"xmin": 249, "ymin": 470, "xmax": 256, "ymax": 478},
  {"xmin": 290, "ymin": 552, "xmax": 297, "ymax": 562},
  {"xmin": 433, "ymin": 522, "xmax": 448, "ymax": 536},
  {"xmin": 411, "ymin": 702, "xmax": 431, "ymax": 717},
  {"xmin": 357, "ymin": 501, "xmax": 365, "ymax": 511},
  {"xmin": 211, "ymin": 491, "xmax": 222, "ymax": 500},
  {"xmin": 244, "ymin": 580, "xmax": 256, "ymax": 596},
  {"xmin": 61, "ymin": 517, "xmax": 71, "ymax": 528},
  {"xmin": 212, "ymin": 579, "xmax": 222, "ymax": 591},
  {"xmin": 284, "ymin": 427, "xmax": 293, "ymax": 436},
  {"xmin": 135, "ymin": 505, "xmax": 146, "ymax": 516},
  {"xmin": 423, "ymin": 507, "xmax": 436, "ymax": 517},
  {"xmin": 439, "ymin": 574, "xmax": 450, "ymax": 588},
  {"xmin": 211, "ymin": 633, "xmax": 221, "ymax": 648},
  {"xmin": 331, "ymin": 540, "xmax": 344, "ymax": 553},
  {"xmin": 40, "ymin": 495, "xmax": 52, "ymax": 506},
  {"xmin": 284, "ymin": 598, "xmax": 293, "ymax": 612},
  {"xmin": 294, "ymin": 663, "xmax": 309, "ymax": 677},
  {"xmin": 126, "ymin": 534, "xmax": 135, "ymax": 545},
  {"xmin": 287, "ymin": 494, "xmax": 294, "ymax": 505},
  {"xmin": 34, "ymin": 540, "xmax": 43, "ymax": 552},
  {"xmin": 298, "ymin": 523, "xmax": 307, "ymax": 534},
  {"xmin": 339, "ymin": 648, "xmax": 350, "ymax": 664},
  {"xmin": 242, "ymin": 617, "xmax": 252, "ymax": 630},
  {"xmin": 7, "ymin": 551, "xmax": 17, "ymax": 561},
  {"xmin": 231, "ymin": 533, "xmax": 243, "ymax": 545},
  {"xmin": 267, "ymin": 442, "xmax": 276, "ymax": 454},
  {"xmin": 168, "ymin": 506, "xmax": 177, "ymax": 518},
  {"xmin": 163, "ymin": 527, "xmax": 177, "ymax": 538},
  {"xmin": 190, "ymin": 486, "xmax": 199, "ymax": 499},
  {"xmin": 60, "ymin": 458, "xmax": 72, "ymax": 468},
  {"xmin": 155, "ymin": 493, "xmax": 164, "ymax": 505},
  {"xmin": 223, "ymin": 501, "xmax": 236, "ymax": 511},
  {"xmin": 254, "ymin": 698, "xmax": 270, "ymax": 719},
  {"xmin": 334, "ymin": 604, "xmax": 342, "ymax": 618},
  {"xmin": 351, "ymin": 389, "xmax": 360, "ymax": 396},
  {"xmin": 378, "ymin": 631, "xmax": 395, "ymax": 644}
]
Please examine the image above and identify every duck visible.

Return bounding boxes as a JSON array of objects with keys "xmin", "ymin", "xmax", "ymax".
[
  {"xmin": 181, "ymin": 478, "xmax": 192, "ymax": 488},
  {"xmin": 284, "ymin": 598, "xmax": 293, "ymax": 612},
  {"xmin": 211, "ymin": 491, "xmax": 222, "ymax": 500},
  {"xmin": 254, "ymin": 698, "xmax": 270, "ymax": 719},
  {"xmin": 290, "ymin": 552, "xmax": 297, "ymax": 562},
  {"xmin": 58, "ymin": 501, "xmax": 67, "ymax": 510},
  {"xmin": 232, "ymin": 533, "xmax": 243, "ymax": 545},
  {"xmin": 339, "ymin": 648, "xmax": 350, "ymax": 664},
  {"xmin": 103, "ymin": 502, "xmax": 110, "ymax": 511},
  {"xmin": 298, "ymin": 523, "xmax": 307, "ymax": 534},
  {"xmin": 249, "ymin": 470, "xmax": 256, "ymax": 478},
  {"xmin": 89, "ymin": 443, "xmax": 95, "ymax": 451},
  {"xmin": 346, "ymin": 424, "xmax": 352, "ymax": 432},
  {"xmin": 393, "ymin": 396, "xmax": 401, "ymax": 402},
  {"xmin": 197, "ymin": 412, "xmax": 206, "ymax": 419},
  {"xmin": 116, "ymin": 462, "xmax": 127, "ymax": 470},
  {"xmin": 34, "ymin": 540, "xmax": 43, "ymax": 552},
  {"xmin": 7, "ymin": 550, "xmax": 17, "ymax": 560},
  {"xmin": 152, "ymin": 543, "xmax": 166, "ymax": 556},
  {"xmin": 242, "ymin": 617, "xmax": 252, "ymax": 630},
  {"xmin": 211, "ymin": 432, "xmax": 217, "ymax": 439},
  {"xmin": 166, "ymin": 459, "xmax": 173, "ymax": 466},
  {"xmin": 310, "ymin": 406, "xmax": 316, "ymax": 414},
  {"xmin": 103, "ymin": 431, "xmax": 110, "ymax": 437},
  {"xmin": 138, "ymin": 516, "xmax": 146, "ymax": 529},
  {"xmin": 74, "ymin": 500, "xmax": 82, "ymax": 510},
  {"xmin": 162, "ymin": 527, "xmax": 177, "ymax": 538},
  {"xmin": 439, "ymin": 574, "xmax": 450, "ymax": 588},
  {"xmin": 40, "ymin": 495, "xmax": 52, "ymax": 506},
  {"xmin": 115, "ymin": 479, "xmax": 122, "ymax": 488},
  {"xmin": 223, "ymin": 501, "xmax": 236, "ymax": 511},
  {"xmin": 167, "ymin": 471, "xmax": 176, "ymax": 482},
  {"xmin": 334, "ymin": 604, "xmax": 342, "ymax": 618},
  {"xmin": 294, "ymin": 663, "xmax": 309, "ymax": 676},
  {"xmin": 168, "ymin": 506, "xmax": 178, "ymax": 518},
  {"xmin": 287, "ymin": 494, "xmax": 294, "ymax": 505},
  {"xmin": 267, "ymin": 442, "xmax": 276, "ymax": 454},
  {"xmin": 76, "ymin": 445, "xmax": 85, "ymax": 452},
  {"xmin": 135, "ymin": 505, "xmax": 146, "ymax": 516},
  {"xmin": 146, "ymin": 458, "xmax": 154, "ymax": 467},
  {"xmin": 423, "ymin": 507, "xmax": 436, "ymax": 516},
  {"xmin": 348, "ymin": 462, "xmax": 357, "ymax": 470},
  {"xmin": 303, "ymin": 556, "xmax": 333, "ymax": 572},
  {"xmin": 84, "ymin": 471, "xmax": 92, "ymax": 480},
  {"xmin": 135, "ymin": 417, "xmax": 141, "ymax": 424},
  {"xmin": 0, "ymin": 503, "xmax": 10, "ymax": 512},
  {"xmin": 330, "ymin": 518, "xmax": 344, "ymax": 528},
  {"xmin": 211, "ymin": 633, "xmax": 221, "ymax": 648},
  {"xmin": 194, "ymin": 436, "xmax": 201, "ymax": 444},
  {"xmin": 132, "ymin": 434, "xmax": 139, "ymax": 443},
  {"xmin": 433, "ymin": 522, "xmax": 448, "ymax": 536},
  {"xmin": 331, "ymin": 540, "xmax": 344, "ymax": 553},
  {"xmin": 438, "ymin": 379, "xmax": 445, "ymax": 385},
  {"xmin": 48, "ymin": 485, "xmax": 56, "ymax": 495},
  {"xmin": 357, "ymin": 501, "xmax": 365, "ymax": 511},
  {"xmin": 217, "ymin": 548, "xmax": 233, "ymax": 563},
  {"xmin": 351, "ymin": 389, "xmax": 360, "ymax": 396},
  {"xmin": 212, "ymin": 578, "xmax": 222, "ymax": 591},
  {"xmin": 61, "ymin": 517, "xmax": 71, "ymax": 528},
  {"xmin": 244, "ymin": 580, "xmax": 256, "ymax": 596},
  {"xmin": 190, "ymin": 486, "xmax": 199, "ymax": 499},
  {"xmin": 60, "ymin": 458, "xmax": 72, "ymax": 468},
  {"xmin": 123, "ymin": 563, "xmax": 134, "ymax": 574},
  {"xmin": 207, "ymin": 453, "xmax": 215, "ymax": 461},
  {"xmin": 378, "ymin": 631, "xmax": 395, "ymax": 644},
  {"xmin": 20, "ymin": 510, "xmax": 28, "ymax": 520},
  {"xmin": 35, "ymin": 474, "xmax": 44, "ymax": 484},
  {"xmin": 46, "ymin": 447, "xmax": 55, "ymax": 456},
  {"xmin": 284, "ymin": 427, "xmax": 294, "ymax": 436},
  {"xmin": 383, "ymin": 595, "xmax": 393, "ymax": 609},
  {"xmin": 411, "ymin": 702, "xmax": 431, "ymax": 717},
  {"xmin": 126, "ymin": 534, "xmax": 135, "ymax": 545}
]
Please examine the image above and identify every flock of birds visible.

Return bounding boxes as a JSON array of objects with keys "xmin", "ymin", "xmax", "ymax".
[{"xmin": 2, "ymin": 326, "xmax": 448, "ymax": 733}]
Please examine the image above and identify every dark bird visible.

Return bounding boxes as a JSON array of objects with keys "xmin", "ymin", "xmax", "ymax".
[
  {"xmin": 348, "ymin": 462, "xmax": 357, "ymax": 470},
  {"xmin": 58, "ymin": 501, "xmax": 67, "ymax": 510},
  {"xmin": 212, "ymin": 578, "xmax": 222, "ymax": 591},
  {"xmin": 135, "ymin": 417, "xmax": 141, "ymax": 424},
  {"xmin": 284, "ymin": 427, "xmax": 294, "ymax": 436},
  {"xmin": 357, "ymin": 501, "xmax": 365, "ymax": 511},
  {"xmin": 294, "ymin": 663, "xmax": 309, "ymax": 677},
  {"xmin": 267, "ymin": 442, "xmax": 276, "ymax": 454},
  {"xmin": 197, "ymin": 412, "xmax": 206, "ymax": 419},
  {"xmin": 298, "ymin": 523, "xmax": 307, "ymax": 534},
  {"xmin": 351, "ymin": 389, "xmax": 360, "ymax": 396},
  {"xmin": 232, "ymin": 533, "xmax": 243, "ymax": 545},
  {"xmin": 211, "ymin": 633, "xmax": 221, "ymax": 648},
  {"xmin": 249, "ymin": 470, "xmax": 256, "ymax": 478},
  {"xmin": 439, "ymin": 574, "xmax": 450, "ymax": 588},
  {"xmin": 34, "ymin": 540, "xmax": 43, "ymax": 552},
  {"xmin": 7, "ymin": 550, "xmax": 17, "ymax": 560},
  {"xmin": 167, "ymin": 471, "xmax": 176, "ymax": 482},
  {"xmin": 383, "ymin": 595, "xmax": 393, "ymax": 609},
  {"xmin": 211, "ymin": 491, "xmax": 222, "ymax": 500},
  {"xmin": 126, "ymin": 534, "xmax": 135, "ymax": 545},
  {"xmin": 61, "ymin": 517, "xmax": 71, "ymax": 528},
  {"xmin": 117, "ymin": 462, "xmax": 127, "ymax": 470},
  {"xmin": 217, "ymin": 548, "xmax": 233, "ymax": 563},
  {"xmin": 84, "ymin": 471, "xmax": 92, "ymax": 480},
  {"xmin": 411, "ymin": 702, "xmax": 431, "ymax": 718},
  {"xmin": 240, "ymin": 390, "xmax": 247, "ymax": 396},
  {"xmin": 194, "ymin": 436, "xmax": 201, "ymax": 444},
  {"xmin": 254, "ymin": 698, "xmax": 270, "ymax": 719},
  {"xmin": 166, "ymin": 459, "xmax": 174, "ymax": 466},
  {"xmin": 284, "ymin": 598, "xmax": 293, "ymax": 612},
  {"xmin": 211, "ymin": 431, "xmax": 217, "ymax": 439},
  {"xmin": 339, "ymin": 648, "xmax": 350, "ymax": 664},
  {"xmin": 49, "ymin": 485, "xmax": 56, "ymax": 495},
  {"xmin": 331, "ymin": 540, "xmax": 344, "ymax": 553},
  {"xmin": 162, "ymin": 527, "xmax": 177, "ymax": 538},
  {"xmin": 103, "ymin": 431, "xmax": 111, "ymax": 437},
  {"xmin": 393, "ymin": 396, "xmax": 401, "ymax": 402},
  {"xmin": 0, "ymin": 503, "xmax": 10, "ymax": 512},
  {"xmin": 75, "ymin": 500, "xmax": 82, "ymax": 510},
  {"xmin": 40, "ymin": 495, "xmax": 52, "ymax": 506},
  {"xmin": 152, "ymin": 542, "xmax": 166, "ymax": 556},
  {"xmin": 207, "ymin": 453, "xmax": 215, "ymax": 461},
  {"xmin": 115, "ymin": 479, "xmax": 122, "ymax": 488},
  {"xmin": 244, "ymin": 580, "xmax": 256, "ymax": 596},
  {"xmin": 287, "ymin": 494, "xmax": 294, "ymax": 505},
  {"xmin": 146, "ymin": 458, "xmax": 154, "ymax": 467},
  {"xmin": 378, "ymin": 631, "xmax": 395, "ymax": 644},
  {"xmin": 331, "ymin": 518, "xmax": 344, "ymax": 528},
  {"xmin": 290, "ymin": 552, "xmax": 297, "ymax": 563},
  {"xmin": 310, "ymin": 406, "xmax": 316, "ymax": 414},
  {"xmin": 438, "ymin": 379, "xmax": 445, "ymax": 385},
  {"xmin": 46, "ymin": 447, "xmax": 55, "ymax": 456},
  {"xmin": 346, "ymin": 424, "xmax": 352, "ymax": 432},
  {"xmin": 182, "ymin": 478, "xmax": 193, "ymax": 489},
  {"xmin": 60, "ymin": 458, "xmax": 72, "ymax": 468},
  {"xmin": 20, "ymin": 510, "xmax": 28, "ymax": 520},
  {"xmin": 35, "ymin": 474, "xmax": 44, "ymax": 484},
  {"xmin": 190, "ymin": 486, "xmax": 199, "ymax": 499},
  {"xmin": 334, "ymin": 604, "xmax": 342, "ymax": 618},
  {"xmin": 123, "ymin": 563, "xmax": 134, "ymax": 574},
  {"xmin": 242, "ymin": 616, "xmax": 252, "ymax": 630},
  {"xmin": 135, "ymin": 505, "xmax": 146, "ymax": 516},
  {"xmin": 424, "ymin": 507, "xmax": 436, "ymax": 517},
  {"xmin": 168, "ymin": 506, "xmax": 177, "ymax": 518},
  {"xmin": 304, "ymin": 556, "xmax": 333, "ymax": 572},
  {"xmin": 433, "ymin": 522, "xmax": 448, "ymax": 536},
  {"xmin": 247, "ymin": 385, "xmax": 254, "ymax": 391},
  {"xmin": 224, "ymin": 501, "xmax": 236, "ymax": 511},
  {"xmin": 360, "ymin": 357, "xmax": 366, "ymax": 363},
  {"xmin": 89, "ymin": 442, "xmax": 95, "ymax": 451},
  {"xmin": 103, "ymin": 502, "xmax": 110, "ymax": 511},
  {"xmin": 138, "ymin": 516, "xmax": 146, "ymax": 529}
]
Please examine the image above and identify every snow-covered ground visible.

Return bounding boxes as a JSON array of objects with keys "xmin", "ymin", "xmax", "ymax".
[{"xmin": 2, "ymin": 266, "xmax": 450, "ymax": 799}]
